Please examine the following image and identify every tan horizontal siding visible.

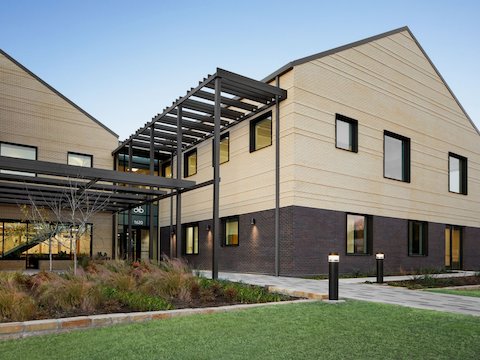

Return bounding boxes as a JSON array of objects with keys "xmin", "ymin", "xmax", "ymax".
[{"xmin": 291, "ymin": 30, "xmax": 480, "ymax": 227}]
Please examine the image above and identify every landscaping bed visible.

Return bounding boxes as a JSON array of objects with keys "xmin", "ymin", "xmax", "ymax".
[
  {"xmin": 0, "ymin": 259, "xmax": 292, "ymax": 323},
  {"xmin": 387, "ymin": 274, "xmax": 480, "ymax": 289}
]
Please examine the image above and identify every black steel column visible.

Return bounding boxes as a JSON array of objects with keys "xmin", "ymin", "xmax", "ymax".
[
  {"xmin": 149, "ymin": 124, "xmax": 155, "ymax": 260},
  {"xmin": 127, "ymin": 142, "xmax": 133, "ymax": 261},
  {"xmin": 176, "ymin": 106, "xmax": 183, "ymax": 258},
  {"xmin": 274, "ymin": 75, "xmax": 280, "ymax": 276},
  {"xmin": 169, "ymin": 152, "xmax": 174, "ymax": 259},
  {"xmin": 212, "ymin": 76, "xmax": 221, "ymax": 280}
]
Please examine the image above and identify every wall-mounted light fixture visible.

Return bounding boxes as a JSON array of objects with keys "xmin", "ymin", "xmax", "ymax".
[
  {"xmin": 250, "ymin": 218, "xmax": 256, "ymax": 225},
  {"xmin": 206, "ymin": 225, "xmax": 211, "ymax": 231}
]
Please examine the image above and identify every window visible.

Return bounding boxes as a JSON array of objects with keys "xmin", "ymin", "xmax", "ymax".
[
  {"xmin": 184, "ymin": 149, "xmax": 197, "ymax": 177},
  {"xmin": 250, "ymin": 112, "xmax": 272, "ymax": 152},
  {"xmin": 68, "ymin": 152, "xmax": 92, "ymax": 167},
  {"xmin": 408, "ymin": 220, "xmax": 428, "ymax": 256},
  {"xmin": 224, "ymin": 217, "xmax": 239, "ymax": 246},
  {"xmin": 161, "ymin": 161, "xmax": 172, "ymax": 178},
  {"xmin": 449, "ymin": 153, "xmax": 467, "ymax": 195},
  {"xmin": 335, "ymin": 114, "xmax": 358, "ymax": 152},
  {"xmin": 384, "ymin": 131, "xmax": 410, "ymax": 182},
  {"xmin": 346, "ymin": 214, "xmax": 371, "ymax": 255},
  {"xmin": 0, "ymin": 142, "xmax": 37, "ymax": 176},
  {"xmin": 184, "ymin": 224, "xmax": 199, "ymax": 255},
  {"xmin": 212, "ymin": 132, "xmax": 230, "ymax": 165}
]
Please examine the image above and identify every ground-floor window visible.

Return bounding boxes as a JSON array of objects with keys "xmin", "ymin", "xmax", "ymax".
[
  {"xmin": 408, "ymin": 220, "xmax": 428, "ymax": 256},
  {"xmin": 346, "ymin": 214, "xmax": 371, "ymax": 255},
  {"xmin": 0, "ymin": 220, "xmax": 92, "ymax": 260},
  {"xmin": 184, "ymin": 224, "xmax": 199, "ymax": 255},
  {"xmin": 223, "ymin": 217, "xmax": 239, "ymax": 246}
]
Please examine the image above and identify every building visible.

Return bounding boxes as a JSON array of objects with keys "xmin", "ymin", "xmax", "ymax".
[{"xmin": 2, "ymin": 26, "xmax": 479, "ymax": 275}]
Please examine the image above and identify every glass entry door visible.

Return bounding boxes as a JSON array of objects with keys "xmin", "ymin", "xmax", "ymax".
[{"xmin": 445, "ymin": 226, "xmax": 462, "ymax": 270}]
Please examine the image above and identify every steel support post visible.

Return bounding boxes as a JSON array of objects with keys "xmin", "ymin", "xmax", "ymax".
[
  {"xmin": 176, "ymin": 106, "xmax": 183, "ymax": 258},
  {"xmin": 212, "ymin": 76, "xmax": 222, "ymax": 280},
  {"xmin": 274, "ymin": 76, "xmax": 280, "ymax": 276}
]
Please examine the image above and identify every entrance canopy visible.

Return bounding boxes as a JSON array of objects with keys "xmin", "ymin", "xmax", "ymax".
[
  {"xmin": 0, "ymin": 156, "xmax": 194, "ymax": 212},
  {"xmin": 112, "ymin": 68, "xmax": 287, "ymax": 160}
]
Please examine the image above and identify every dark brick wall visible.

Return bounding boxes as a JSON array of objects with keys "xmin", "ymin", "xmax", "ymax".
[
  {"xmin": 463, "ymin": 227, "xmax": 480, "ymax": 270},
  {"xmin": 159, "ymin": 205, "xmax": 480, "ymax": 276}
]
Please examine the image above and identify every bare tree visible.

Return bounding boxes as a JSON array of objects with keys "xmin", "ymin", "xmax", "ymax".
[{"xmin": 20, "ymin": 179, "xmax": 111, "ymax": 274}]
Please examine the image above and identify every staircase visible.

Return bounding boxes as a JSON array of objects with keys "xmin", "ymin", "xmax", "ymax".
[{"xmin": 0, "ymin": 231, "xmax": 56, "ymax": 258}]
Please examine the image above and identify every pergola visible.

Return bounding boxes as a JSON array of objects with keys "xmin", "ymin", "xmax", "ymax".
[{"xmin": 112, "ymin": 68, "xmax": 287, "ymax": 278}]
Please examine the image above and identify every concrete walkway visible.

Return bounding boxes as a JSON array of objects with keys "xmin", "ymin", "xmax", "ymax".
[{"xmin": 199, "ymin": 271, "xmax": 480, "ymax": 317}]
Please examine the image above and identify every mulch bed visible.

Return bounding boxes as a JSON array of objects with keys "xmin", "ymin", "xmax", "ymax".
[{"xmin": 387, "ymin": 275, "xmax": 480, "ymax": 289}]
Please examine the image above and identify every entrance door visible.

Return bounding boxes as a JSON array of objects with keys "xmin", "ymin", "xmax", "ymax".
[{"xmin": 445, "ymin": 226, "xmax": 462, "ymax": 270}]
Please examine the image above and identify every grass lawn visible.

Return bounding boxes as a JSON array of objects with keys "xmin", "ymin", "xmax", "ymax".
[
  {"xmin": 427, "ymin": 288, "xmax": 480, "ymax": 298},
  {"xmin": 1, "ymin": 301, "xmax": 479, "ymax": 360}
]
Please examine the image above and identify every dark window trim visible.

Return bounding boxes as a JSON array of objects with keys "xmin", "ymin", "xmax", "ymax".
[
  {"xmin": 0, "ymin": 141, "xmax": 38, "ymax": 176},
  {"xmin": 335, "ymin": 114, "xmax": 358, "ymax": 153},
  {"xmin": 0, "ymin": 141, "xmax": 38, "ymax": 160},
  {"xmin": 212, "ymin": 132, "xmax": 230, "ymax": 166},
  {"xmin": 222, "ymin": 215, "xmax": 239, "ymax": 247},
  {"xmin": 249, "ymin": 111, "xmax": 272, "ymax": 153},
  {"xmin": 345, "ymin": 213, "xmax": 372, "ymax": 256},
  {"xmin": 183, "ymin": 222, "xmax": 199, "ymax": 255},
  {"xmin": 407, "ymin": 220, "xmax": 428, "ymax": 257},
  {"xmin": 383, "ymin": 130, "xmax": 411, "ymax": 183},
  {"xmin": 161, "ymin": 161, "xmax": 172, "ymax": 178},
  {"xmin": 67, "ymin": 151, "xmax": 93, "ymax": 167},
  {"xmin": 183, "ymin": 148, "xmax": 197, "ymax": 177},
  {"xmin": 448, "ymin": 152, "xmax": 468, "ymax": 195}
]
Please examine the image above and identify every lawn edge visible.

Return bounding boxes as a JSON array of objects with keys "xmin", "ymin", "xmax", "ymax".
[{"xmin": 0, "ymin": 299, "xmax": 315, "ymax": 341}]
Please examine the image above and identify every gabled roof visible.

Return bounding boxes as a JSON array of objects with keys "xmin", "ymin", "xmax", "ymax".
[
  {"xmin": 263, "ymin": 26, "xmax": 479, "ymax": 135},
  {"xmin": 0, "ymin": 49, "xmax": 119, "ymax": 138}
]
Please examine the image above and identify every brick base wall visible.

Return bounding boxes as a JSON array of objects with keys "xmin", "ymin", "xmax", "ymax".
[{"xmin": 159, "ymin": 206, "xmax": 480, "ymax": 276}]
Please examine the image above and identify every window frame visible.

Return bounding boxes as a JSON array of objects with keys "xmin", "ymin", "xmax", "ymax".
[
  {"xmin": 67, "ymin": 151, "xmax": 93, "ymax": 168},
  {"xmin": 0, "ymin": 141, "xmax": 38, "ymax": 177},
  {"xmin": 161, "ymin": 161, "xmax": 172, "ymax": 178},
  {"xmin": 345, "ymin": 213, "xmax": 372, "ymax": 256},
  {"xmin": 222, "ymin": 216, "xmax": 239, "ymax": 247},
  {"xmin": 249, "ymin": 112, "xmax": 272, "ymax": 153},
  {"xmin": 335, "ymin": 114, "xmax": 358, "ymax": 153},
  {"xmin": 212, "ymin": 132, "xmax": 230, "ymax": 165},
  {"xmin": 448, "ymin": 152, "xmax": 467, "ymax": 195},
  {"xmin": 383, "ymin": 131, "xmax": 411, "ymax": 183},
  {"xmin": 183, "ymin": 148, "xmax": 197, "ymax": 178},
  {"xmin": 408, "ymin": 220, "xmax": 428, "ymax": 257},
  {"xmin": 183, "ymin": 223, "xmax": 199, "ymax": 255}
]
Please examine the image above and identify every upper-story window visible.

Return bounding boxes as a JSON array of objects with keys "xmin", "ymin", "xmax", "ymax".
[
  {"xmin": 68, "ymin": 152, "xmax": 92, "ymax": 167},
  {"xmin": 0, "ymin": 142, "xmax": 37, "ymax": 176},
  {"xmin": 184, "ymin": 149, "xmax": 197, "ymax": 177},
  {"xmin": 448, "ymin": 153, "xmax": 467, "ymax": 195},
  {"xmin": 212, "ymin": 132, "xmax": 230, "ymax": 165},
  {"xmin": 384, "ymin": 131, "xmax": 410, "ymax": 182},
  {"xmin": 335, "ymin": 114, "xmax": 358, "ymax": 152},
  {"xmin": 250, "ymin": 112, "xmax": 272, "ymax": 152}
]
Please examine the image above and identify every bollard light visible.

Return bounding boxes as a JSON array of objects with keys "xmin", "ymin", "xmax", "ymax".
[
  {"xmin": 376, "ymin": 252, "xmax": 384, "ymax": 284},
  {"xmin": 328, "ymin": 253, "xmax": 339, "ymax": 300}
]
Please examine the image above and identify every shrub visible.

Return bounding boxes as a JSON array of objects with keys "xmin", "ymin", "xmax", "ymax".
[
  {"xmin": 0, "ymin": 288, "xmax": 37, "ymax": 322},
  {"xmin": 101, "ymin": 287, "xmax": 172, "ymax": 311}
]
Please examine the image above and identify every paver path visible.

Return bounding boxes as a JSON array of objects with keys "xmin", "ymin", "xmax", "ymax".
[{"xmin": 199, "ymin": 271, "xmax": 480, "ymax": 317}]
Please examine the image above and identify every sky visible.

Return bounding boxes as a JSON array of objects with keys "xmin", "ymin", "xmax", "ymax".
[{"xmin": 1, "ymin": 0, "xmax": 479, "ymax": 140}]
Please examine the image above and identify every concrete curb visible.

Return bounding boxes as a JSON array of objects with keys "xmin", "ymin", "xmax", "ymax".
[
  {"xmin": 267, "ymin": 286, "xmax": 328, "ymax": 300},
  {"xmin": 0, "ymin": 299, "xmax": 315, "ymax": 340}
]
